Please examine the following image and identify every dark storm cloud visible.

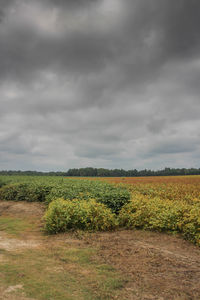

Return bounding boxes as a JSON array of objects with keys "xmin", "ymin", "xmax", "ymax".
[
  {"xmin": 112, "ymin": 0, "xmax": 200, "ymax": 90},
  {"xmin": 0, "ymin": 0, "xmax": 200, "ymax": 170},
  {"xmin": 130, "ymin": 0, "xmax": 200, "ymax": 56},
  {"xmin": 1, "ymin": 0, "xmax": 200, "ymax": 83},
  {"xmin": 45, "ymin": 0, "xmax": 100, "ymax": 9},
  {"xmin": 149, "ymin": 137, "xmax": 199, "ymax": 156},
  {"xmin": 160, "ymin": 0, "xmax": 200, "ymax": 59}
]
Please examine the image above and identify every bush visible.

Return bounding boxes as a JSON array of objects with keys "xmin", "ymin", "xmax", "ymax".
[
  {"xmin": 44, "ymin": 198, "xmax": 117, "ymax": 233},
  {"xmin": 0, "ymin": 183, "xmax": 53, "ymax": 202},
  {"xmin": 93, "ymin": 185, "xmax": 130, "ymax": 214},
  {"xmin": 45, "ymin": 186, "xmax": 92, "ymax": 204},
  {"xmin": 119, "ymin": 193, "xmax": 200, "ymax": 246},
  {"xmin": 180, "ymin": 202, "xmax": 200, "ymax": 245},
  {"xmin": 0, "ymin": 179, "xmax": 130, "ymax": 214},
  {"xmin": 119, "ymin": 193, "xmax": 186, "ymax": 231},
  {"xmin": 45, "ymin": 180, "xmax": 131, "ymax": 214},
  {"xmin": 0, "ymin": 180, "xmax": 6, "ymax": 188}
]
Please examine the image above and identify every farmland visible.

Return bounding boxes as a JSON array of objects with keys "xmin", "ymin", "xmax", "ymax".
[
  {"xmin": 0, "ymin": 175, "xmax": 200, "ymax": 245},
  {"xmin": 0, "ymin": 175, "xmax": 200, "ymax": 299}
]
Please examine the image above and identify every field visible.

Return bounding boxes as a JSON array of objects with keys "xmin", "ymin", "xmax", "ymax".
[
  {"xmin": 0, "ymin": 175, "xmax": 200, "ymax": 299},
  {"xmin": 0, "ymin": 175, "xmax": 200, "ymax": 243}
]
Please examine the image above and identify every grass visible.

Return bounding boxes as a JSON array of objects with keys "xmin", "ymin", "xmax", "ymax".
[
  {"xmin": 0, "ymin": 216, "xmax": 35, "ymax": 236},
  {"xmin": 0, "ymin": 215, "xmax": 127, "ymax": 300},
  {"xmin": 0, "ymin": 247, "xmax": 126, "ymax": 300}
]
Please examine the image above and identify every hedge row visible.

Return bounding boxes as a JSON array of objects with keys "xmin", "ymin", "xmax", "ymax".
[
  {"xmin": 44, "ymin": 198, "xmax": 117, "ymax": 233},
  {"xmin": 45, "ymin": 180, "xmax": 130, "ymax": 214},
  {"xmin": 44, "ymin": 193, "xmax": 200, "ymax": 246},
  {"xmin": 0, "ymin": 179, "xmax": 6, "ymax": 188},
  {"xmin": 0, "ymin": 179, "xmax": 131, "ymax": 214},
  {"xmin": 0, "ymin": 183, "xmax": 53, "ymax": 202},
  {"xmin": 0, "ymin": 180, "xmax": 199, "ymax": 245},
  {"xmin": 119, "ymin": 193, "xmax": 200, "ymax": 246}
]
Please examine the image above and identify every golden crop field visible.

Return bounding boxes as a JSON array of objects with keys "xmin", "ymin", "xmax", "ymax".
[
  {"xmin": 97, "ymin": 175, "xmax": 200, "ymax": 203},
  {"xmin": 100, "ymin": 175, "xmax": 200, "ymax": 245},
  {"xmin": 66, "ymin": 175, "xmax": 200, "ymax": 205},
  {"xmin": 72, "ymin": 175, "xmax": 200, "ymax": 245},
  {"xmin": 73, "ymin": 175, "xmax": 200, "ymax": 203}
]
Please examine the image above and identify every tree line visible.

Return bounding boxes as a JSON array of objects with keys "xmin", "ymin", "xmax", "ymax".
[
  {"xmin": 65, "ymin": 167, "xmax": 200, "ymax": 177},
  {"xmin": 0, "ymin": 167, "xmax": 200, "ymax": 177}
]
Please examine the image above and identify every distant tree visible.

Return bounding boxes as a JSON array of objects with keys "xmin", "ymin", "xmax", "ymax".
[{"xmin": 1, "ymin": 167, "xmax": 200, "ymax": 177}]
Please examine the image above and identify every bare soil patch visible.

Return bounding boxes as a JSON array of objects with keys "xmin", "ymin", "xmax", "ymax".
[
  {"xmin": 0, "ymin": 253, "xmax": 7, "ymax": 263},
  {"xmin": 0, "ymin": 232, "xmax": 41, "ymax": 251},
  {"xmin": 0, "ymin": 285, "xmax": 35, "ymax": 300},
  {"xmin": 0, "ymin": 201, "xmax": 45, "ymax": 218},
  {"xmin": 88, "ymin": 230, "xmax": 200, "ymax": 299}
]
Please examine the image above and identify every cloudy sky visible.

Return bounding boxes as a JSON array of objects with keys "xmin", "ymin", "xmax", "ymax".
[{"xmin": 0, "ymin": 0, "xmax": 200, "ymax": 171}]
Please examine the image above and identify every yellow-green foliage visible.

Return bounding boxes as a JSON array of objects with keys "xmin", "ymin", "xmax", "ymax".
[
  {"xmin": 44, "ymin": 198, "xmax": 117, "ymax": 233},
  {"xmin": 180, "ymin": 202, "xmax": 200, "ymax": 245},
  {"xmin": 119, "ymin": 193, "xmax": 200, "ymax": 245},
  {"xmin": 127, "ymin": 182, "xmax": 200, "ymax": 204}
]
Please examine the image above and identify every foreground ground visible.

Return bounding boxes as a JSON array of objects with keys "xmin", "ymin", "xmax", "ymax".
[{"xmin": 0, "ymin": 201, "xmax": 200, "ymax": 300}]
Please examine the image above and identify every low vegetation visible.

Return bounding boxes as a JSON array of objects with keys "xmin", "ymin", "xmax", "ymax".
[
  {"xmin": 119, "ymin": 193, "xmax": 200, "ymax": 245},
  {"xmin": 44, "ymin": 198, "xmax": 117, "ymax": 233},
  {"xmin": 0, "ymin": 177, "xmax": 130, "ymax": 214},
  {"xmin": 0, "ymin": 183, "xmax": 53, "ymax": 203},
  {"xmin": 0, "ymin": 175, "xmax": 200, "ymax": 246}
]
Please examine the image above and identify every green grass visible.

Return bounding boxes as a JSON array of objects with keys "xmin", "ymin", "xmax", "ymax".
[
  {"xmin": 0, "ymin": 217, "xmax": 35, "ymax": 236},
  {"xmin": 0, "ymin": 216, "xmax": 127, "ymax": 299},
  {"xmin": 0, "ymin": 247, "xmax": 126, "ymax": 300}
]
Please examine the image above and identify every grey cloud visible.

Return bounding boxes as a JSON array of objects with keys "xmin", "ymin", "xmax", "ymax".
[
  {"xmin": 0, "ymin": 134, "xmax": 31, "ymax": 155},
  {"xmin": 127, "ymin": 0, "xmax": 200, "ymax": 59},
  {"xmin": 0, "ymin": 0, "xmax": 200, "ymax": 170},
  {"xmin": 45, "ymin": 0, "xmax": 100, "ymax": 9},
  {"xmin": 162, "ymin": 0, "xmax": 200, "ymax": 59},
  {"xmin": 74, "ymin": 144, "xmax": 122, "ymax": 159},
  {"xmin": 1, "ymin": 0, "xmax": 200, "ymax": 87},
  {"xmin": 151, "ymin": 139, "xmax": 198, "ymax": 155},
  {"xmin": 0, "ymin": 0, "xmax": 14, "ymax": 13},
  {"xmin": 147, "ymin": 118, "xmax": 167, "ymax": 134}
]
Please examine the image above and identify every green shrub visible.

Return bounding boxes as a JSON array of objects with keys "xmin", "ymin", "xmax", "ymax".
[
  {"xmin": 0, "ymin": 184, "xmax": 19, "ymax": 201},
  {"xmin": 93, "ymin": 186, "xmax": 130, "ymax": 214},
  {"xmin": 44, "ymin": 198, "xmax": 117, "ymax": 233},
  {"xmin": 0, "ymin": 179, "xmax": 130, "ymax": 215},
  {"xmin": 0, "ymin": 183, "xmax": 53, "ymax": 202},
  {"xmin": 45, "ymin": 180, "xmax": 130, "ymax": 214},
  {"xmin": 0, "ymin": 180, "xmax": 6, "ymax": 188},
  {"xmin": 45, "ymin": 186, "xmax": 92, "ymax": 204}
]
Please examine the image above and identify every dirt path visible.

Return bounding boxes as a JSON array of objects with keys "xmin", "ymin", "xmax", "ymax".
[
  {"xmin": 0, "ymin": 201, "xmax": 200, "ymax": 300},
  {"xmin": 88, "ymin": 231, "xmax": 200, "ymax": 299}
]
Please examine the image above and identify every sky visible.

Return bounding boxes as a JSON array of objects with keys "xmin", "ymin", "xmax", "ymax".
[{"xmin": 0, "ymin": 0, "xmax": 200, "ymax": 171}]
